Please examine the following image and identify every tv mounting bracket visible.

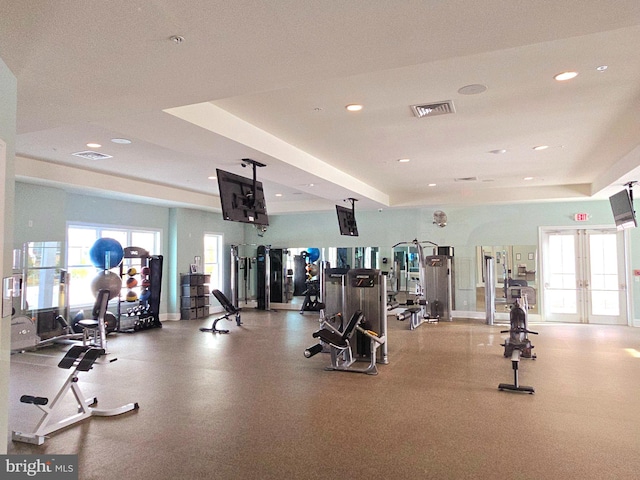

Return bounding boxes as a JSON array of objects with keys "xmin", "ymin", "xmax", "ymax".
[
  {"xmin": 625, "ymin": 181, "xmax": 637, "ymax": 209},
  {"xmin": 241, "ymin": 158, "xmax": 266, "ymax": 209},
  {"xmin": 344, "ymin": 197, "xmax": 358, "ymax": 215}
]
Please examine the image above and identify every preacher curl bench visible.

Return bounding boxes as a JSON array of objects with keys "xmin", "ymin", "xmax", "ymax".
[{"xmin": 304, "ymin": 310, "xmax": 386, "ymax": 375}]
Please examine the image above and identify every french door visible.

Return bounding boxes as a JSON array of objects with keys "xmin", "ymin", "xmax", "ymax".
[{"xmin": 540, "ymin": 228, "xmax": 628, "ymax": 324}]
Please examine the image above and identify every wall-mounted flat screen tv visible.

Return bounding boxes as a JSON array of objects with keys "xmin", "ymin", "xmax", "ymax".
[
  {"xmin": 609, "ymin": 188, "xmax": 636, "ymax": 230},
  {"xmin": 336, "ymin": 205, "xmax": 358, "ymax": 236},
  {"xmin": 217, "ymin": 169, "xmax": 269, "ymax": 226}
]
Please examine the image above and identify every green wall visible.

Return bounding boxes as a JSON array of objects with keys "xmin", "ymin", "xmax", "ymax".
[
  {"xmin": 247, "ymin": 199, "xmax": 640, "ymax": 323},
  {"xmin": 13, "ymin": 182, "xmax": 246, "ymax": 319},
  {"xmin": 12, "ymin": 180, "xmax": 640, "ymax": 325}
]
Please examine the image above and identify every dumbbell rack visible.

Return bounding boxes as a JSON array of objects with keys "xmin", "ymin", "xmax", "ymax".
[{"xmin": 118, "ymin": 247, "xmax": 163, "ymax": 332}]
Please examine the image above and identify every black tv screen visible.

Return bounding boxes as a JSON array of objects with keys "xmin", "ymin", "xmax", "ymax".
[
  {"xmin": 217, "ymin": 169, "xmax": 269, "ymax": 226},
  {"xmin": 609, "ymin": 188, "xmax": 636, "ymax": 230},
  {"xmin": 336, "ymin": 205, "xmax": 358, "ymax": 236}
]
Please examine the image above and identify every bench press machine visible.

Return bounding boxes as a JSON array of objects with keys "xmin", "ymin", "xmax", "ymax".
[
  {"xmin": 12, "ymin": 345, "xmax": 139, "ymax": 445},
  {"xmin": 304, "ymin": 310, "xmax": 386, "ymax": 375},
  {"xmin": 200, "ymin": 289, "xmax": 242, "ymax": 334}
]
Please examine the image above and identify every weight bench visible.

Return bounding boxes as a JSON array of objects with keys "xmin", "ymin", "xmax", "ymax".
[
  {"xmin": 12, "ymin": 345, "xmax": 139, "ymax": 445},
  {"xmin": 200, "ymin": 289, "xmax": 242, "ymax": 334},
  {"xmin": 396, "ymin": 301, "xmax": 439, "ymax": 330},
  {"xmin": 304, "ymin": 310, "xmax": 386, "ymax": 375}
]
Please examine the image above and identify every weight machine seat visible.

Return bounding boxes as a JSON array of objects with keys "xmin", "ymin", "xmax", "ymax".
[
  {"xmin": 312, "ymin": 310, "xmax": 363, "ymax": 348},
  {"xmin": 78, "ymin": 289, "xmax": 110, "ymax": 349}
]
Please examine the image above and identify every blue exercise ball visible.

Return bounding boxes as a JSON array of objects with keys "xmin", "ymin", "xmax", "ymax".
[
  {"xmin": 89, "ymin": 238, "xmax": 124, "ymax": 269},
  {"xmin": 307, "ymin": 248, "xmax": 320, "ymax": 263}
]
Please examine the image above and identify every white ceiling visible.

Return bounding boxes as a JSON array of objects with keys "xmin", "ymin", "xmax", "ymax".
[{"xmin": 2, "ymin": 0, "xmax": 640, "ymax": 214}]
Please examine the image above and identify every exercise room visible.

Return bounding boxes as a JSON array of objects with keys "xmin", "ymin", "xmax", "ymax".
[{"xmin": 2, "ymin": 2, "xmax": 640, "ymax": 479}]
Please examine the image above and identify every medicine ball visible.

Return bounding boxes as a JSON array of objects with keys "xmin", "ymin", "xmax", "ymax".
[
  {"xmin": 71, "ymin": 310, "xmax": 85, "ymax": 333},
  {"xmin": 127, "ymin": 267, "xmax": 137, "ymax": 276},
  {"xmin": 126, "ymin": 277, "xmax": 138, "ymax": 288},
  {"xmin": 104, "ymin": 312, "xmax": 118, "ymax": 333},
  {"xmin": 126, "ymin": 290, "xmax": 138, "ymax": 302}
]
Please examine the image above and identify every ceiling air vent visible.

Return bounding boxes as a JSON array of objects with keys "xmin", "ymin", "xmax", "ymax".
[
  {"xmin": 454, "ymin": 176, "xmax": 478, "ymax": 182},
  {"xmin": 410, "ymin": 100, "xmax": 455, "ymax": 118},
  {"xmin": 72, "ymin": 150, "xmax": 113, "ymax": 161}
]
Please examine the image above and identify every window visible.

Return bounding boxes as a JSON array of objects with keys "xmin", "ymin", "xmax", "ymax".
[
  {"xmin": 204, "ymin": 233, "xmax": 223, "ymax": 290},
  {"xmin": 66, "ymin": 224, "xmax": 161, "ymax": 307}
]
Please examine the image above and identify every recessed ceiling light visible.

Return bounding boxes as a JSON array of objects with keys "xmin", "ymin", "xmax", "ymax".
[
  {"xmin": 307, "ymin": 183, "xmax": 315, "ymax": 187},
  {"xmin": 596, "ymin": 65, "xmax": 608, "ymax": 72},
  {"xmin": 533, "ymin": 145, "xmax": 549, "ymax": 151},
  {"xmin": 489, "ymin": 149, "xmax": 507, "ymax": 154},
  {"xmin": 86, "ymin": 143, "xmax": 101, "ymax": 148},
  {"xmin": 457, "ymin": 84, "xmax": 487, "ymax": 95},
  {"xmin": 275, "ymin": 193, "xmax": 283, "ymax": 197},
  {"xmin": 554, "ymin": 71, "xmax": 578, "ymax": 81},
  {"xmin": 111, "ymin": 138, "xmax": 132, "ymax": 144},
  {"xmin": 345, "ymin": 104, "xmax": 363, "ymax": 112},
  {"xmin": 524, "ymin": 176, "xmax": 534, "ymax": 181},
  {"xmin": 428, "ymin": 183, "xmax": 437, "ymax": 187},
  {"xmin": 398, "ymin": 158, "xmax": 411, "ymax": 163},
  {"xmin": 207, "ymin": 176, "xmax": 217, "ymax": 180}
]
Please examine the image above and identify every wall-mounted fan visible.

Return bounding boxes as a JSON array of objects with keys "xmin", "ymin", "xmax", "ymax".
[
  {"xmin": 433, "ymin": 210, "xmax": 447, "ymax": 228},
  {"xmin": 255, "ymin": 224, "xmax": 268, "ymax": 237}
]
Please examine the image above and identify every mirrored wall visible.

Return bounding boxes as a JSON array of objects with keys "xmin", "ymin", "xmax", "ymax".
[{"xmin": 476, "ymin": 245, "xmax": 538, "ymax": 314}]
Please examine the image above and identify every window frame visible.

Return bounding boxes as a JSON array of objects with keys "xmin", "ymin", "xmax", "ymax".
[
  {"xmin": 204, "ymin": 232, "xmax": 224, "ymax": 291},
  {"xmin": 66, "ymin": 222, "xmax": 162, "ymax": 308}
]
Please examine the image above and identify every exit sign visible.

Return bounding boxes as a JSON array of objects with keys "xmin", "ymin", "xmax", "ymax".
[{"xmin": 574, "ymin": 213, "xmax": 589, "ymax": 221}]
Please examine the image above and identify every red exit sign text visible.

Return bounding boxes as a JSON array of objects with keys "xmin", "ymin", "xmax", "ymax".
[{"xmin": 574, "ymin": 213, "xmax": 589, "ymax": 222}]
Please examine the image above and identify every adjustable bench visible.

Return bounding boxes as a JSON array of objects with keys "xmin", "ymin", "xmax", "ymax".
[{"xmin": 200, "ymin": 289, "xmax": 242, "ymax": 334}]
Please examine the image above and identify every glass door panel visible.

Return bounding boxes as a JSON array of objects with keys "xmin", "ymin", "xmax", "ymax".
[{"xmin": 541, "ymin": 228, "xmax": 627, "ymax": 324}]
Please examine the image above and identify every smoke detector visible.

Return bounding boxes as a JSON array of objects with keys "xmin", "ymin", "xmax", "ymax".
[{"xmin": 410, "ymin": 100, "xmax": 455, "ymax": 118}]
